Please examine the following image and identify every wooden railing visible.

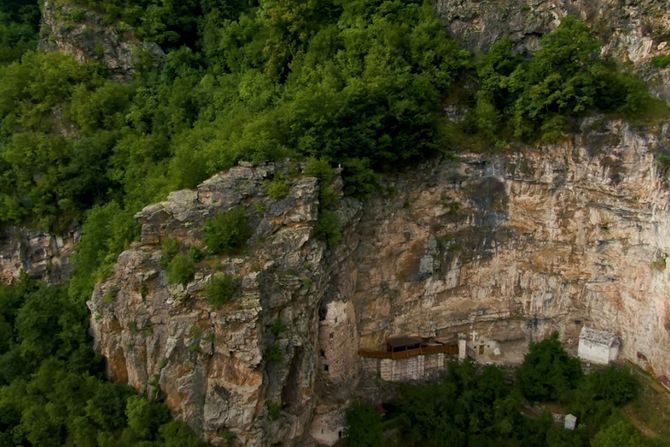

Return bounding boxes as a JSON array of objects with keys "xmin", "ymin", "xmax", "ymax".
[{"xmin": 359, "ymin": 344, "xmax": 458, "ymax": 360}]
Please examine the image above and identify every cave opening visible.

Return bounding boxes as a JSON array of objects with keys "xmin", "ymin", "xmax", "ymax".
[{"xmin": 281, "ymin": 346, "xmax": 304, "ymax": 410}]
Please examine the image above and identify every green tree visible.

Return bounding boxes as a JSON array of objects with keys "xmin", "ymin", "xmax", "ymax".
[
  {"xmin": 344, "ymin": 403, "xmax": 383, "ymax": 447},
  {"xmin": 203, "ymin": 207, "xmax": 252, "ymax": 255},
  {"xmin": 166, "ymin": 253, "xmax": 196, "ymax": 286},
  {"xmin": 518, "ymin": 332, "xmax": 582, "ymax": 401}
]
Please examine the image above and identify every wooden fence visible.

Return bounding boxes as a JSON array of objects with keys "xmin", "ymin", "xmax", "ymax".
[{"xmin": 358, "ymin": 344, "xmax": 459, "ymax": 360}]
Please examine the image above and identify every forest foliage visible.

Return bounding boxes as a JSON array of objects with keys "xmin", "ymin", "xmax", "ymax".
[
  {"xmin": 345, "ymin": 335, "xmax": 660, "ymax": 447},
  {"xmin": 0, "ymin": 276, "xmax": 204, "ymax": 447},
  {"xmin": 0, "ymin": 1, "xmax": 667, "ymax": 445}
]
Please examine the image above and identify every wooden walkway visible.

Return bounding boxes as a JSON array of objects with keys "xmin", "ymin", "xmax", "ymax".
[{"xmin": 359, "ymin": 344, "xmax": 458, "ymax": 360}]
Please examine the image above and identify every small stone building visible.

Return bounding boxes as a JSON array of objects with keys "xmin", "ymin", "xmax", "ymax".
[
  {"xmin": 577, "ymin": 327, "xmax": 619, "ymax": 364},
  {"xmin": 319, "ymin": 300, "xmax": 359, "ymax": 383}
]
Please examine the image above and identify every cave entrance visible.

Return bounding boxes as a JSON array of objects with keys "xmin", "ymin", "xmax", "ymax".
[{"xmin": 281, "ymin": 346, "xmax": 304, "ymax": 410}]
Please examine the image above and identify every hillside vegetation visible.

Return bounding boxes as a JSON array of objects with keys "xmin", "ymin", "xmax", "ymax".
[
  {"xmin": 0, "ymin": 1, "xmax": 667, "ymax": 445},
  {"xmin": 345, "ymin": 335, "xmax": 665, "ymax": 447}
]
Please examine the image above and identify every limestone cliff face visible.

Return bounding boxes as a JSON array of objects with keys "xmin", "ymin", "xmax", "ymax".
[
  {"xmin": 342, "ymin": 121, "xmax": 670, "ymax": 379},
  {"xmin": 39, "ymin": 0, "xmax": 163, "ymax": 79},
  {"xmin": 88, "ymin": 163, "xmax": 359, "ymax": 446},
  {"xmin": 435, "ymin": 0, "xmax": 670, "ymax": 100}
]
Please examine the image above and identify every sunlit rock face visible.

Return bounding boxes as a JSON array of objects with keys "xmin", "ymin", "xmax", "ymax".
[{"xmin": 347, "ymin": 120, "xmax": 670, "ymax": 377}]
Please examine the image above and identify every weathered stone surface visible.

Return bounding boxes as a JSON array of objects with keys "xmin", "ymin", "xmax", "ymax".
[
  {"xmin": 39, "ymin": 0, "xmax": 163, "ymax": 79},
  {"xmin": 0, "ymin": 226, "xmax": 79, "ymax": 284},
  {"xmin": 435, "ymin": 0, "xmax": 670, "ymax": 101},
  {"xmin": 88, "ymin": 163, "xmax": 358, "ymax": 446},
  {"xmin": 344, "ymin": 120, "xmax": 670, "ymax": 379}
]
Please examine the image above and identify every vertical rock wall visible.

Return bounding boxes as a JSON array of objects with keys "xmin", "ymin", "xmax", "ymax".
[
  {"xmin": 344, "ymin": 120, "xmax": 670, "ymax": 377},
  {"xmin": 88, "ymin": 120, "xmax": 670, "ymax": 446}
]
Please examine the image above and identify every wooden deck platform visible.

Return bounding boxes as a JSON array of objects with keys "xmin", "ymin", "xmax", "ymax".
[{"xmin": 358, "ymin": 343, "xmax": 459, "ymax": 360}]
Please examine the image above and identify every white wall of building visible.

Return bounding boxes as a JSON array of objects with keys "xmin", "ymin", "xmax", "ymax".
[{"xmin": 578, "ymin": 339, "xmax": 611, "ymax": 364}]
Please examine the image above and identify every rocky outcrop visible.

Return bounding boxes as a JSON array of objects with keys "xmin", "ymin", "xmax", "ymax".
[
  {"xmin": 0, "ymin": 226, "xmax": 79, "ymax": 284},
  {"xmin": 88, "ymin": 163, "xmax": 360, "ymax": 446},
  {"xmin": 435, "ymin": 0, "xmax": 670, "ymax": 101},
  {"xmin": 39, "ymin": 0, "xmax": 163, "ymax": 79}
]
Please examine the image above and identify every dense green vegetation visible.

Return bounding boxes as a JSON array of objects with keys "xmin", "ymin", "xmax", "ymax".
[
  {"xmin": 0, "ymin": 0, "xmax": 39, "ymax": 64},
  {"xmin": 0, "ymin": 1, "xmax": 668, "ymax": 445},
  {"xmin": 203, "ymin": 207, "xmax": 252, "ymax": 255},
  {"xmin": 0, "ymin": 276, "xmax": 204, "ymax": 446},
  {"xmin": 205, "ymin": 273, "xmax": 240, "ymax": 308},
  {"xmin": 518, "ymin": 332, "xmax": 582, "ymax": 401},
  {"xmin": 345, "ymin": 335, "xmax": 663, "ymax": 447},
  {"xmin": 459, "ymin": 16, "xmax": 658, "ymax": 145}
]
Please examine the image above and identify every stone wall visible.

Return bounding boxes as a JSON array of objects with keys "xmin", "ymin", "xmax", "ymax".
[
  {"xmin": 318, "ymin": 300, "xmax": 359, "ymax": 384},
  {"xmin": 377, "ymin": 354, "xmax": 447, "ymax": 382}
]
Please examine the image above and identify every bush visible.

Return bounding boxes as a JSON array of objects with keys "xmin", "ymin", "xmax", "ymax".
[
  {"xmin": 205, "ymin": 274, "xmax": 240, "ymax": 308},
  {"xmin": 187, "ymin": 245, "xmax": 205, "ymax": 262},
  {"xmin": 518, "ymin": 332, "xmax": 582, "ymax": 401},
  {"xmin": 264, "ymin": 174, "xmax": 290, "ymax": 200},
  {"xmin": 160, "ymin": 237, "xmax": 180, "ymax": 268},
  {"xmin": 166, "ymin": 254, "xmax": 195, "ymax": 286},
  {"xmin": 578, "ymin": 365, "xmax": 638, "ymax": 406},
  {"xmin": 651, "ymin": 55, "xmax": 670, "ymax": 69},
  {"xmin": 315, "ymin": 210, "xmax": 341, "ymax": 247},
  {"xmin": 203, "ymin": 207, "xmax": 252, "ymax": 255}
]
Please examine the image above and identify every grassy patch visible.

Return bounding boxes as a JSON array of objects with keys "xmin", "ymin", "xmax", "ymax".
[{"xmin": 621, "ymin": 364, "xmax": 670, "ymax": 443}]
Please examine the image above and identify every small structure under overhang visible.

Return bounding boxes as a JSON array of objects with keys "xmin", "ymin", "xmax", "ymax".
[{"xmin": 577, "ymin": 326, "xmax": 619, "ymax": 365}]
